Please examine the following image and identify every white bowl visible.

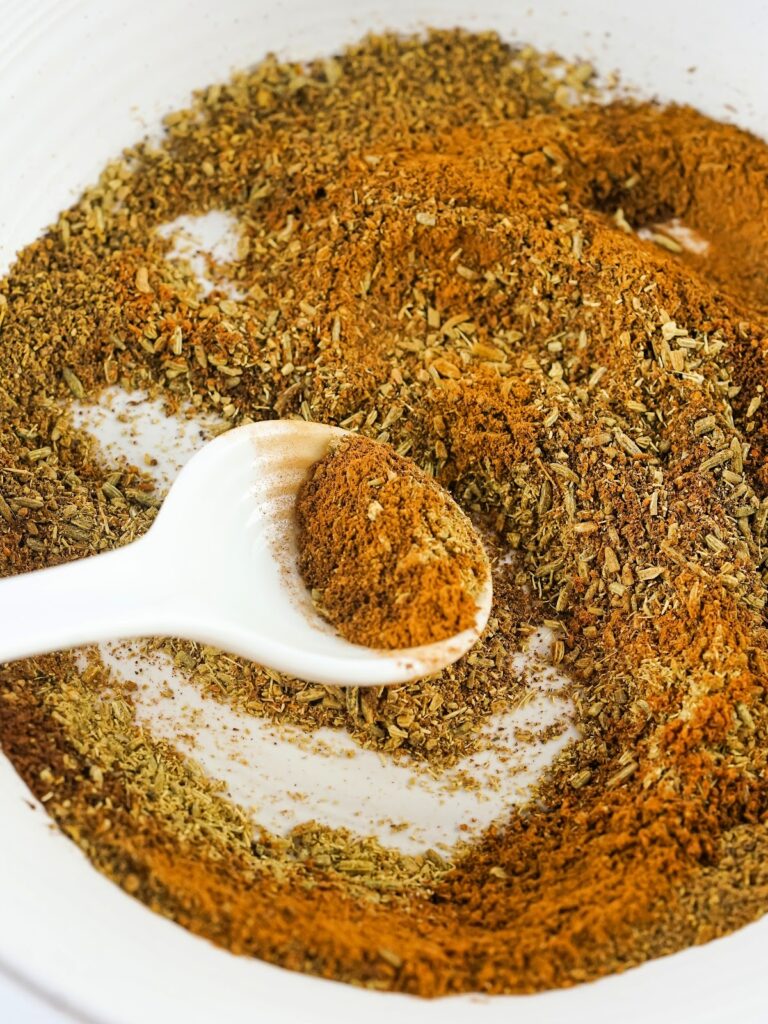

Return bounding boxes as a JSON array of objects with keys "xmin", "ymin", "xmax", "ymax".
[{"xmin": 1, "ymin": 2, "xmax": 767, "ymax": 1022}]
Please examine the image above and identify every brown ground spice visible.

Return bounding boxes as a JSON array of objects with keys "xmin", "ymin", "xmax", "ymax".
[
  {"xmin": 1, "ymin": 28, "xmax": 768, "ymax": 997},
  {"xmin": 296, "ymin": 435, "xmax": 488, "ymax": 648}
]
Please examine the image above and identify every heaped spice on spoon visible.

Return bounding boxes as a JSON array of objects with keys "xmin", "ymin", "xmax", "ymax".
[
  {"xmin": 1, "ymin": 27, "xmax": 768, "ymax": 999},
  {"xmin": 296, "ymin": 435, "xmax": 488, "ymax": 648}
]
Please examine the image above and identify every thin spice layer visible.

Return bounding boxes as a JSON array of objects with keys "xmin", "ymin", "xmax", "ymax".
[
  {"xmin": 1, "ymin": 29, "xmax": 768, "ymax": 997},
  {"xmin": 296, "ymin": 435, "xmax": 487, "ymax": 648}
]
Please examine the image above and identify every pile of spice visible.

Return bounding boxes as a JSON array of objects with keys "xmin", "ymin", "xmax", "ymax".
[
  {"xmin": 296, "ymin": 434, "xmax": 488, "ymax": 648},
  {"xmin": 2, "ymin": 28, "xmax": 768, "ymax": 997}
]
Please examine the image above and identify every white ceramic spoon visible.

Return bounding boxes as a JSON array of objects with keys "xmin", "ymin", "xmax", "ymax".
[{"xmin": 0, "ymin": 421, "xmax": 492, "ymax": 686}]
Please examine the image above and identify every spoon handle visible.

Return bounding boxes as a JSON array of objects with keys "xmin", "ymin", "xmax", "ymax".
[{"xmin": 0, "ymin": 538, "xmax": 167, "ymax": 664}]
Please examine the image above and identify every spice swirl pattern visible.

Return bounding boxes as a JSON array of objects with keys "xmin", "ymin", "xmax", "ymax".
[{"xmin": 1, "ymin": 29, "xmax": 768, "ymax": 997}]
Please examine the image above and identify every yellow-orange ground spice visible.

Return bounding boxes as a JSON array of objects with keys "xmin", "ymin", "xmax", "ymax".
[
  {"xmin": 296, "ymin": 435, "xmax": 487, "ymax": 648},
  {"xmin": 1, "ymin": 29, "xmax": 768, "ymax": 998}
]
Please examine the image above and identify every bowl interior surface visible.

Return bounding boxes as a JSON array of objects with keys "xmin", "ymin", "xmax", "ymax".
[{"xmin": 1, "ymin": 2, "xmax": 767, "ymax": 1022}]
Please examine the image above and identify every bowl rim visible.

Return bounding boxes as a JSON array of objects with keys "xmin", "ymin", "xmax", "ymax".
[{"xmin": 1, "ymin": 1, "xmax": 767, "ymax": 1021}]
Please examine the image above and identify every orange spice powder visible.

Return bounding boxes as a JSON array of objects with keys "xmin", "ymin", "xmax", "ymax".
[
  {"xmin": 296, "ymin": 435, "xmax": 488, "ymax": 648},
  {"xmin": 0, "ymin": 28, "xmax": 768, "ymax": 999}
]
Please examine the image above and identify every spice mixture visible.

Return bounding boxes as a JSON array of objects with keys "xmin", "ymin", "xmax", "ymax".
[
  {"xmin": 1, "ymin": 28, "xmax": 768, "ymax": 997},
  {"xmin": 296, "ymin": 434, "xmax": 488, "ymax": 648}
]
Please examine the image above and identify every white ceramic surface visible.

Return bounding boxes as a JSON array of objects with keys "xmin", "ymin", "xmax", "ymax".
[
  {"xmin": 1, "ymin": 2, "xmax": 767, "ymax": 1022},
  {"xmin": 0, "ymin": 968, "xmax": 77, "ymax": 1024}
]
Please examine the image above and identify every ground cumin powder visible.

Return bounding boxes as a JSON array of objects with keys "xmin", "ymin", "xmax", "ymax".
[
  {"xmin": 296, "ymin": 435, "xmax": 488, "ymax": 648},
  {"xmin": 1, "ymin": 28, "xmax": 768, "ymax": 997}
]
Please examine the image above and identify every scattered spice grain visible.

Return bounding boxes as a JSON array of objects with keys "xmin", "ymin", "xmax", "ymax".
[{"xmin": 1, "ymin": 27, "xmax": 768, "ymax": 1000}]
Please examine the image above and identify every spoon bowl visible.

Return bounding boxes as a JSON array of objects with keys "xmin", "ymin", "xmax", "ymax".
[{"xmin": 0, "ymin": 420, "xmax": 492, "ymax": 685}]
